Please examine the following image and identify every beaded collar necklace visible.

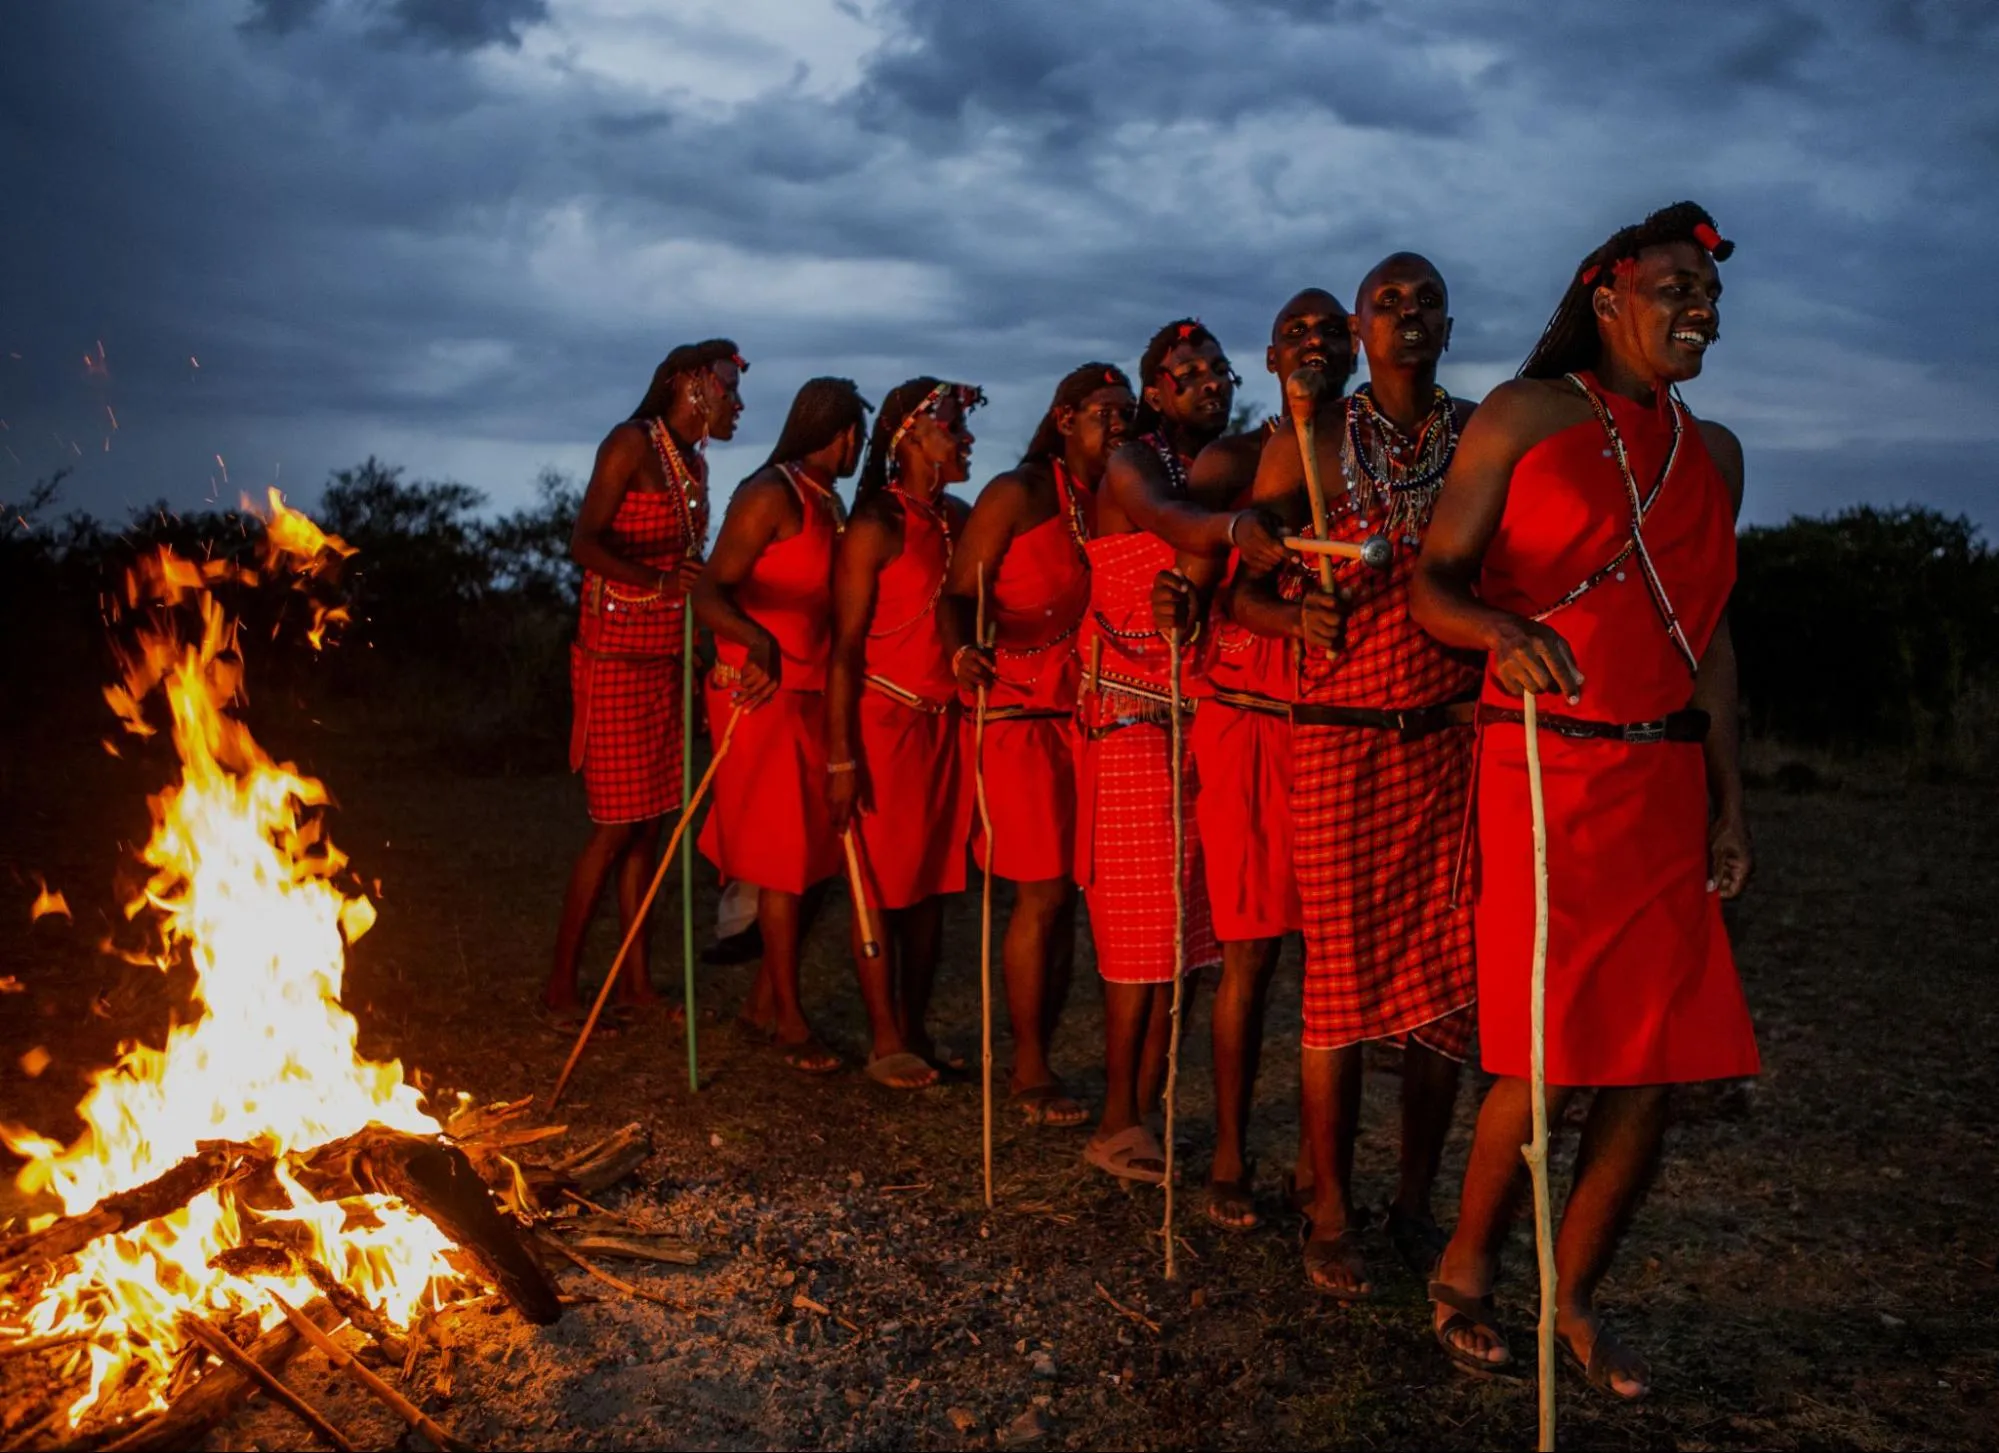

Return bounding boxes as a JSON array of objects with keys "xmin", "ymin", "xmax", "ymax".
[
  {"xmin": 1340, "ymin": 385, "xmax": 1457, "ymax": 546},
  {"xmin": 646, "ymin": 418, "xmax": 709, "ymax": 547}
]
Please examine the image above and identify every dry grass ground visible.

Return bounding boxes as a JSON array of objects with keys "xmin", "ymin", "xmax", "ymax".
[{"xmin": 3, "ymin": 711, "xmax": 1996, "ymax": 1449}]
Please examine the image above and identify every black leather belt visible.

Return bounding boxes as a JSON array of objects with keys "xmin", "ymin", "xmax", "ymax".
[
  {"xmin": 980, "ymin": 706, "xmax": 1071, "ymax": 723},
  {"xmin": 1476, "ymin": 704, "xmax": 1710, "ymax": 744},
  {"xmin": 1290, "ymin": 699, "xmax": 1477, "ymax": 740},
  {"xmin": 1211, "ymin": 687, "xmax": 1290, "ymax": 718}
]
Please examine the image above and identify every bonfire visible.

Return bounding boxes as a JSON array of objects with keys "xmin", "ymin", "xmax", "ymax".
[{"xmin": 0, "ymin": 496, "xmax": 655, "ymax": 1451}]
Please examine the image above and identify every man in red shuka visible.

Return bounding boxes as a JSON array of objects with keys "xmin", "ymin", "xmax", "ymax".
[
  {"xmin": 1222, "ymin": 257, "xmax": 1482, "ymax": 1296},
  {"xmin": 1078, "ymin": 318, "xmax": 1288, "ymax": 1185},
  {"xmin": 1411, "ymin": 202, "xmax": 1758, "ymax": 1399},
  {"xmin": 545, "ymin": 340, "xmax": 742, "ymax": 1024},
  {"xmin": 1160, "ymin": 288, "xmax": 1355, "ymax": 1233}
]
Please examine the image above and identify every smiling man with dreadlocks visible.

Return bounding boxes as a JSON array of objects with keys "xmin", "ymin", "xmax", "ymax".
[
  {"xmin": 1074, "ymin": 318, "xmax": 1289, "ymax": 1185},
  {"xmin": 1411, "ymin": 202, "xmax": 1759, "ymax": 1397},
  {"xmin": 946, "ymin": 362, "xmax": 1136, "ymax": 1130},
  {"xmin": 694, "ymin": 376, "xmax": 871, "ymax": 1077},
  {"xmin": 828, "ymin": 377, "xmax": 983, "ymax": 1091},
  {"xmin": 545, "ymin": 339, "xmax": 742, "ymax": 1025}
]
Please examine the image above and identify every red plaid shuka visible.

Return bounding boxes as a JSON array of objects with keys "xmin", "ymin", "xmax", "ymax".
[
  {"xmin": 1076, "ymin": 522, "xmax": 1218, "ymax": 985},
  {"xmin": 1286, "ymin": 489, "xmax": 1481, "ymax": 1056},
  {"xmin": 570, "ymin": 484, "xmax": 700, "ymax": 825}
]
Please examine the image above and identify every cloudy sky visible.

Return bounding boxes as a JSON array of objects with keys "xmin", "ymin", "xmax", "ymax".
[{"xmin": 3, "ymin": 0, "xmax": 1994, "ymax": 529}]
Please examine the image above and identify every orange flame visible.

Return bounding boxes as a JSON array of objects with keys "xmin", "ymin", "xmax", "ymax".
[
  {"xmin": 30, "ymin": 877, "xmax": 71, "ymax": 923},
  {"xmin": 3, "ymin": 505, "xmax": 473, "ymax": 1428}
]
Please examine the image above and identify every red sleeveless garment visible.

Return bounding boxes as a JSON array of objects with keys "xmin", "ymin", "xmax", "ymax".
[
  {"xmin": 569, "ymin": 425, "xmax": 705, "ymax": 824},
  {"xmin": 1193, "ymin": 553, "xmax": 1301, "ymax": 942},
  {"xmin": 1284, "ymin": 414, "xmax": 1482, "ymax": 1056},
  {"xmin": 850, "ymin": 490, "xmax": 972, "ymax": 909},
  {"xmin": 966, "ymin": 462, "xmax": 1091, "ymax": 882},
  {"xmin": 698, "ymin": 465, "xmax": 842, "ymax": 894},
  {"xmin": 1473, "ymin": 375, "xmax": 1758, "ymax": 1085},
  {"xmin": 1074, "ymin": 438, "xmax": 1219, "ymax": 985}
]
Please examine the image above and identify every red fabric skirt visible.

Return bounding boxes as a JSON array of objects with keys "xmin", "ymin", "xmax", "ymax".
[
  {"xmin": 1190, "ymin": 703, "xmax": 1301, "ymax": 942},
  {"xmin": 1475, "ymin": 728, "xmax": 1759, "ymax": 1086},
  {"xmin": 697, "ymin": 681, "xmax": 839, "ymax": 895},
  {"xmin": 968, "ymin": 714, "xmax": 1076, "ymax": 883},
  {"xmin": 851, "ymin": 694, "xmax": 971, "ymax": 910},
  {"xmin": 1292, "ymin": 722, "xmax": 1477, "ymax": 1057},
  {"xmin": 570, "ymin": 637, "xmax": 684, "ymax": 826},
  {"xmin": 1078, "ymin": 723, "xmax": 1219, "ymax": 985}
]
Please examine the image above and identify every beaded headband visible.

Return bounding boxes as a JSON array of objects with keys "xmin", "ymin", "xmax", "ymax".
[
  {"xmin": 888, "ymin": 381, "xmax": 986, "ymax": 459},
  {"xmin": 1580, "ymin": 216, "xmax": 1732, "ymax": 287}
]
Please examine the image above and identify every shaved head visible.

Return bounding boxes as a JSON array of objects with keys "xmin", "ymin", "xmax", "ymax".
[
  {"xmin": 1358, "ymin": 252, "xmax": 1447, "ymax": 305},
  {"xmin": 1272, "ymin": 287, "xmax": 1347, "ymax": 343}
]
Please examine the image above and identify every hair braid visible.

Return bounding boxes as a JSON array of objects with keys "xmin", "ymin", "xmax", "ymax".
[{"xmin": 1520, "ymin": 201, "xmax": 1734, "ymax": 380}]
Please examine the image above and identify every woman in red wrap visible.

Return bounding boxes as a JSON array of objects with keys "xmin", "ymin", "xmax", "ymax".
[
  {"xmin": 828, "ymin": 378, "xmax": 982, "ymax": 1091},
  {"xmin": 1413, "ymin": 203, "xmax": 1758, "ymax": 1398},
  {"xmin": 694, "ymin": 377, "xmax": 871, "ymax": 1075},
  {"xmin": 544, "ymin": 340, "xmax": 742, "ymax": 1023},
  {"xmin": 1080, "ymin": 319, "xmax": 1288, "ymax": 1184},
  {"xmin": 946, "ymin": 362, "xmax": 1135, "ymax": 1128}
]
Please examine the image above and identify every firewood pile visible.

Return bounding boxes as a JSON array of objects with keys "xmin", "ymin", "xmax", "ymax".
[{"xmin": 0, "ymin": 1106, "xmax": 688, "ymax": 1452}]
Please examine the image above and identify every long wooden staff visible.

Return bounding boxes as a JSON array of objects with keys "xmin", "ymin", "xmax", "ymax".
[
  {"xmin": 1521, "ymin": 690, "xmax": 1557, "ymax": 1451},
  {"xmin": 551, "ymin": 703, "xmax": 745, "ymax": 1110},
  {"xmin": 1161, "ymin": 623, "xmax": 1187, "ymax": 1280},
  {"xmin": 842, "ymin": 830, "xmax": 880, "ymax": 958},
  {"xmin": 974, "ymin": 563, "xmax": 997, "ymax": 1209},
  {"xmin": 1284, "ymin": 368, "xmax": 1336, "ymax": 595},
  {"xmin": 681, "ymin": 603, "xmax": 699, "ymax": 1093}
]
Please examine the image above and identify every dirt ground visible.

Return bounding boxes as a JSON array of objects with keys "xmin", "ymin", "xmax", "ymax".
[{"xmin": 3, "ymin": 708, "xmax": 1996, "ymax": 1451}]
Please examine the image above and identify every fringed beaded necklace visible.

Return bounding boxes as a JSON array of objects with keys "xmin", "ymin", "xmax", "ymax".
[
  {"xmin": 869, "ymin": 485, "xmax": 954, "ymax": 638},
  {"xmin": 646, "ymin": 418, "xmax": 710, "ymax": 549},
  {"xmin": 1339, "ymin": 385, "xmax": 1457, "ymax": 547}
]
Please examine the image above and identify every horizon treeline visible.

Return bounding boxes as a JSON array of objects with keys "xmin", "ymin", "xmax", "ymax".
[{"xmin": 4, "ymin": 460, "xmax": 1996, "ymax": 772}]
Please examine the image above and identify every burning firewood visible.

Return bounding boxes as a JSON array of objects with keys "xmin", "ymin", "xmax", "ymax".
[
  {"xmin": 0, "ymin": 1143, "xmax": 254, "ymax": 1281},
  {"xmin": 100, "ymin": 1300, "xmax": 342, "ymax": 1453}
]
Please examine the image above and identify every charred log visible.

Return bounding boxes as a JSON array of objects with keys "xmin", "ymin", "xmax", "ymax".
[{"xmin": 0, "ymin": 1144, "xmax": 255, "ymax": 1281}]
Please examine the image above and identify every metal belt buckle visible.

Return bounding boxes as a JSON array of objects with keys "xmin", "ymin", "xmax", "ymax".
[{"xmin": 1623, "ymin": 719, "xmax": 1666, "ymax": 744}]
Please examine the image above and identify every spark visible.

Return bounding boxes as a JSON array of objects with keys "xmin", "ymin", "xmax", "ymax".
[{"xmin": 105, "ymin": 405, "xmax": 118, "ymax": 429}]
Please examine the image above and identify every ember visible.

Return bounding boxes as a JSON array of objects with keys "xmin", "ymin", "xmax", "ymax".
[{"xmin": 0, "ymin": 495, "xmax": 538, "ymax": 1435}]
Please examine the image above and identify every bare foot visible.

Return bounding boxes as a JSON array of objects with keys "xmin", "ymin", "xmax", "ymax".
[
  {"xmin": 1205, "ymin": 1179, "xmax": 1259, "ymax": 1232},
  {"xmin": 1303, "ymin": 1226, "xmax": 1371, "ymax": 1298}
]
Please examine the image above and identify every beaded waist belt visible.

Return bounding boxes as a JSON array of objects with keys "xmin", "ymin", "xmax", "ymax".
[
  {"xmin": 1211, "ymin": 686, "xmax": 1291, "ymax": 719},
  {"xmin": 865, "ymin": 673, "xmax": 953, "ymax": 714},
  {"xmin": 1087, "ymin": 675, "xmax": 1196, "ymax": 738},
  {"xmin": 575, "ymin": 642, "xmax": 681, "ymax": 664},
  {"xmin": 1475, "ymin": 704, "xmax": 1709, "ymax": 744},
  {"xmin": 584, "ymin": 575, "xmax": 680, "ymax": 615},
  {"xmin": 1292, "ymin": 697, "xmax": 1477, "ymax": 739}
]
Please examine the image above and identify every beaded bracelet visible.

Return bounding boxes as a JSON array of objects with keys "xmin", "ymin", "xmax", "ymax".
[{"xmin": 827, "ymin": 760, "xmax": 858, "ymax": 774}]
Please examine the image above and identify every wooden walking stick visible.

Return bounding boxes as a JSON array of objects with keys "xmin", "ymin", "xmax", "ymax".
[
  {"xmin": 841, "ymin": 829, "xmax": 881, "ymax": 959},
  {"xmin": 1161, "ymin": 621, "xmax": 1188, "ymax": 1280},
  {"xmin": 550, "ymin": 702, "xmax": 745, "ymax": 1110},
  {"xmin": 1522, "ymin": 690, "xmax": 1558, "ymax": 1452},
  {"xmin": 974, "ymin": 563, "xmax": 997, "ymax": 1209},
  {"xmin": 1284, "ymin": 367, "xmax": 1338, "ymax": 595},
  {"xmin": 681, "ymin": 603, "xmax": 699, "ymax": 1093}
]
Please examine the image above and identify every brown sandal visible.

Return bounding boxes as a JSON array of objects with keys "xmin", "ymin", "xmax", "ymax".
[
  {"xmin": 1428, "ymin": 1282, "xmax": 1524, "ymax": 1380},
  {"xmin": 1302, "ymin": 1226, "xmax": 1372, "ymax": 1300},
  {"xmin": 1558, "ymin": 1321, "xmax": 1650, "ymax": 1401}
]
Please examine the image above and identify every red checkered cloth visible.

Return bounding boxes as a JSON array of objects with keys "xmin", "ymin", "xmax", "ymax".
[
  {"xmin": 570, "ymin": 490, "xmax": 695, "ymax": 825},
  {"xmin": 1286, "ymin": 495, "xmax": 1481, "ymax": 1055},
  {"xmin": 1081, "ymin": 722, "xmax": 1220, "ymax": 984}
]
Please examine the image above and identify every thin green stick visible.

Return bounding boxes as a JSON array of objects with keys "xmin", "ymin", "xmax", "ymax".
[{"xmin": 682, "ymin": 601, "xmax": 699, "ymax": 1092}]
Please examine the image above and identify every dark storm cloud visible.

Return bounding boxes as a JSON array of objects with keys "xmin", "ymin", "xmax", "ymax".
[
  {"xmin": 0, "ymin": 0, "xmax": 1992, "ymax": 526},
  {"xmin": 242, "ymin": 0, "xmax": 551, "ymax": 51}
]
